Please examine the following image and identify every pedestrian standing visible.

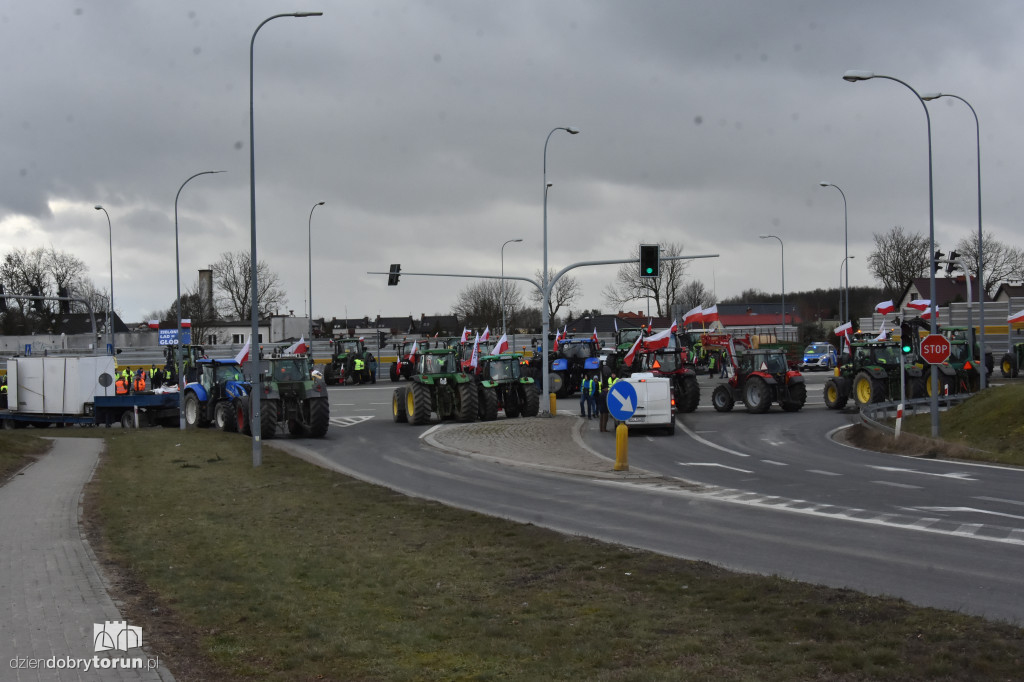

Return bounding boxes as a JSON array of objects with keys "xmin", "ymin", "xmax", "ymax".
[
  {"xmin": 719, "ymin": 350, "xmax": 729, "ymax": 378},
  {"xmin": 580, "ymin": 375, "xmax": 594, "ymax": 418},
  {"xmin": 708, "ymin": 352, "xmax": 716, "ymax": 378},
  {"xmin": 587, "ymin": 374, "xmax": 599, "ymax": 419},
  {"xmin": 600, "ymin": 371, "xmax": 618, "ymax": 432}
]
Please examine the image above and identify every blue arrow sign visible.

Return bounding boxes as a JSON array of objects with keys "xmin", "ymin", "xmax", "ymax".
[{"xmin": 607, "ymin": 381, "xmax": 638, "ymax": 421}]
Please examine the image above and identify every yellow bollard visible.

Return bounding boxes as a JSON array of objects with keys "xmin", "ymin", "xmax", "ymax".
[
  {"xmin": 549, "ymin": 392, "xmax": 557, "ymax": 415},
  {"xmin": 614, "ymin": 423, "xmax": 629, "ymax": 470}
]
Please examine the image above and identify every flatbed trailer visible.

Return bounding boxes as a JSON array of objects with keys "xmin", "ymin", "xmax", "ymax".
[{"xmin": 1, "ymin": 392, "xmax": 180, "ymax": 429}]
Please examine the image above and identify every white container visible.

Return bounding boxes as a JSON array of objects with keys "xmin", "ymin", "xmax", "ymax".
[{"xmin": 6, "ymin": 356, "xmax": 117, "ymax": 414}]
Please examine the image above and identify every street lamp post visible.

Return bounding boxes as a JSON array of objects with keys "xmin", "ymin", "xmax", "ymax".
[
  {"xmin": 501, "ymin": 238, "xmax": 522, "ymax": 336},
  {"xmin": 541, "ymin": 126, "xmax": 578, "ymax": 411},
  {"xmin": 819, "ymin": 182, "xmax": 849, "ymax": 324},
  {"xmin": 921, "ymin": 92, "xmax": 986, "ymax": 390},
  {"xmin": 93, "ymin": 205, "xmax": 114, "ymax": 354},
  {"xmin": 843, "ymin": 70, "xmax": 940, "ymax": 437},
  {"xmin": 308, "ymin": 201, "xmax": 325, "ymax": 347},
  {"xmin": 174, "ymin": 170, "xmax": 225, "ymax": 430},
  {"xmin": 759, "ymin": 234, "xmax": 785, "ymax": 340},
  {"xmin": 839, "ymin": 256, "xmax": 855, "ymax": 323},
  {"xmin": 249, "ymin": 11, "xmax": 323, "ymax": 466}
]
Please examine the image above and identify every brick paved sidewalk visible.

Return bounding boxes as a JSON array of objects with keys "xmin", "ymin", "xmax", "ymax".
[{"xmin": 0, "ymin": 438, "xmax": 173, "ymax": 681}]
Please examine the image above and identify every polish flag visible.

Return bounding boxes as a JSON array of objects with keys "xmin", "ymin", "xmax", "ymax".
[
  {"xmin": 181, "ymin": 318, "xmax": 192, "ymax": 328},
  {"xmin": 701, "ymin": 305, "xmax": 719, "ymax": 323},
  {"xmin": 406, "ymin": 340, "xmax": 418, "ymax": 361},
  {"xmin": 590, "ymin": 327, "xmax": 600, "ymax": 347},
  {"xmin": 834, "ymin": 321, "xmax": 853, "ymax": 338},
  {"xmin": 921, "ymin": 307, "xmax": 940, "ymax": 321},
  {"xmin": 493, "ymin": 333, "xmax": 509, "ymax": 354},
  {"xmin": 874, "ymin": 300, "xmax": 895, "ymax": 315},
  {"xmin": 460, "ymin": 328, "xmax": 471, "ymax": 343},
  {"xmin": 906, "ymin": 299, "xmax": 930, "ymax": 312},
  {"xmin": 470, "ymin": 332, "xmax": 480, "ymax": 369},
  {"xmin": 147, "ymin": 320, "xmax": 160, "ymax": 330},
  {"xmin": 1009, "ymin": 310, "xmax": 1024, "ymax": 324},
  {"xmin": 622, "ymin": 334, "xmax": 643, "ymax": 367},
  {"xmin": 553, "ymin": 330, "xmax": 560, "ymax": 353},
  {"xmin": 481, "ymin": 326, "xmax": 490, "ymax": 342},
  {"xmin": 234, "ymin": 336, "xmax": 251, "ymax": 364},
  {"xmin": 682, "ymin": 306, "xmax": 702, "ymax": 326},
  {"xmin": 284, "ymin": 336, "xmax": 308, "ymax": 355}
]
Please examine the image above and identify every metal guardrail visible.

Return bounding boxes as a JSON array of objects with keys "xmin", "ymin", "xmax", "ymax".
[{"xmin": 858, "ymin": 393, "xmax": 975, "ymax": 436}]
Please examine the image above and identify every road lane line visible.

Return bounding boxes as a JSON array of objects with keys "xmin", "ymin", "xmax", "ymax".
[
  {"xmin": 807, "ymin": 469, "xmax": 841, "ymax": 476},
  {"xmin": 677, "ymin": 462, "xmax": 753, "ymax": 474},
  {"xmin": 872, "ymin": 480, "xmax": 922, "ymax": 490},
  {"xmin": 678, "ymin": 421, "xmax": 751, "ymax": 458}
]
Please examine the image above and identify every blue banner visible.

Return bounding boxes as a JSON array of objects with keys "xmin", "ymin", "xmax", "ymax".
[{"xmin": 158, "ymin": 329, "xmax": 191, "ymax": 346}]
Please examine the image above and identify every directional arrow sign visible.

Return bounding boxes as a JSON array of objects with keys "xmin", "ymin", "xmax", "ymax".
[{"xmin": 607, "ymin": 381, "xmax": 638, "ymax": 421}]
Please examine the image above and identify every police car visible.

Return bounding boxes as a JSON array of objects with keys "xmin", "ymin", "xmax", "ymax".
[{"xmin": 800, "ymin": 342, "xmax": 838, "ymax": 371}]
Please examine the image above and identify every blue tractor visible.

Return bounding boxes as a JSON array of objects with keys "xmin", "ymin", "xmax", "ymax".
[
  {"xmin": 182, "ymin": 359, "xmax": 251, "ymax": 432},
  {"xmin": 548, "ymin": 339, "xmax": 602, "ymax": 398}
]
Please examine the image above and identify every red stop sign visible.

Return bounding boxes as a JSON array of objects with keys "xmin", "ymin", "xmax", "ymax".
[{"xmin": 920, "ymin": 334, "xmax": 951, "ymax": 364}]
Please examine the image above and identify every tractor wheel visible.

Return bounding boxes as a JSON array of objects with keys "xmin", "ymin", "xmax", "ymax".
[
  {"xmin": 505, "ymin": 387, "xmax": 521, "ymax": 418},
  {"xmin": 216, "ymin": 401, "xmax": 237, "ymax": 432},
  {"xmin": 120, "ymin": 411, "xmax": 136, "ymax": 429},
  {"xmin": 926, "ymin": 372, "xmax": 952, "ymax": 398},
  {"xmin": 1001, "ymin": 353, "xmax": 1018, "ymax": 378},
  {"xmin": 743, "ymin": 376, "xmax": 771, "ymax": 414},
  {"xmin": 521, "ymin": 386, "xmax": 540, "ymax": 417},
  {"xmin": 234, "ymin": 397, "xmax": 251, "ymax": 435},
  {"xmin": 852, "ymin": 371, "xmax": 884, "ymax": 406},
  {"xmin": 184, "ymin": 393, "xmax": 207, "ymax": 428},
  {"xmin": 457, "ymin": 382, "xmax": 478, "ymax": 422},
  {"xmin": 823, "ymin": 377, "xmax": 849, "ymax": 410},
  {"xmin": 711, "ymin": 384, "xmax": 734, "ymax": 412},
  {"xmin": 478, "ymin": 385, "xmax": 498, "ymax": 421},
  {"xmin": 389, "ymin": 363, "xmax": 400, "ymax": 382},
  {"xmin": 392, "ymin": 387, "xmax": 408, "ymax": 423},
  {"xmin": 287, "ymin": 419, "xmax": 306, "ymax": 436},
  {"xmin": 407, "ymin": 383, "xmax": 432, "ymax": 425},
  {"xmin": 676, "ymin": 375, "xmax": 700, "ymax": 413},
  {"xmin": 781, "ymin": 382, "xmax": 807, "ymax": 412},
  {"xmin": 307, "ymin": 398, "xmax": 330, "ymax": 437},
  {"xmin": 259, "ymin": 399, "xmax": 278, "ymax": 439}
]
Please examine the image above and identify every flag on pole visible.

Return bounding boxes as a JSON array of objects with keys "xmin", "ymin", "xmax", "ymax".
[
  {"xmin": 614, "ymin": 318, "xmax": 619, "ymax": 333},
  {"xmin": 906, "ymin": 299, "xmax": 931, "ymax": 312},
  {"xmin": 701, "ymin": 305, "xmax": 719, "ymax": 323},
  {"xmin": 874, "ymin": 300, "xmax": 895, "ymax": 315},
  {"xmin": 147, "ymin": 320, "xmax": 160, "ymax": 330},
  {"xmin": 591, "ymin": 327, "xmax": 600, "ymax": 347},
  {"xmin": 834, "ymin": 321, "xmax": 853, "ymax": 338},
  {"xmin": 481, "ymin": 326, "xmax": 491, "ymax": 342},
  {"xmin": 234, "ymin": 336, "xmax": 251, "ymax": 364},
  {"xmin": 460, "ymin": 328, "xmax": 471, "ymax": 343},
  {"xmin": 921, "ymin": 307, "xmax": 940, "ymax": 321},
  {"xmin": 1009, "ymin": 310, "xmax": 1024, "ymax": 324},
  {"xmin": 643, "ymin": 323, "xmax": 676, "ymax": 351},
  {"xmin": 873, "ymin": 327, "xmax": 888, "ymax": 342},
  {"xmin": 682, "ymin": 306, "xmax": 702, "ymax": 326},
  {"xmin": 470, "ymin": 332, "xmax": 480, "ymax": 369},
  {"xmin": 284, "ymin": 336, "xmax": 308, "ymax": 355},
  {"xmin": 181, "ymin": 318, "xmax": 192, "ymax": 328},
  {"xmin": 622, "ymin": 334, "xmax": 643, "ymax": 367},
  {"xmin": 407, "ymin": 340, "xmax": 418, "ymax": 361},
  {"xmin": 493, "ymin": 333, "xmax": 509, "ymax": 354}
]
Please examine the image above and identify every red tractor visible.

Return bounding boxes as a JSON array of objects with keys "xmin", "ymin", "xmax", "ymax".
[
  {"xmin": 704, "ymin": 334, "xmax": 807, "ymax": 413},
  {"xmin": 638, "ymin": 347, "xmax": 701, "ymax": 413},
  {"xmin": 390, "ymin": 339, "xmax": 429, "ymax": 382}
]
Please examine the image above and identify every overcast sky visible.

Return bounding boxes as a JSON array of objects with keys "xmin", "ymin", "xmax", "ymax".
[{"xmin": 3, "ymin": 1, "xmax": 1022, "ymax": 326}]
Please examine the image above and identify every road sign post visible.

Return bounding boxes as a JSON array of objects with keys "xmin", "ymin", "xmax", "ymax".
[
  {"xmin": 920, "ymin": 334, "xmax": 951, "ymax": 365},
  {"xmin": 607, "ymin": 382, "xmax": 637, "ymax": 472}
]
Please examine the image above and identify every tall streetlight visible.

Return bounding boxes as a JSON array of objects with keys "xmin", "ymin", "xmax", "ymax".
[
  {"xmin": 174, "ymin": 170, "xmax": 225, "ymax": 430},
  {"xmin": 818, "ymin": 182, "xmax": 849, "ymax": 323},
  {"xmin": 93, "ymin": 205, "xmax": 115, "ymax": 354},
  {"xmin": 249, "ymin": 11, "xmax": 323, "ymax": 466},
  {"xmin": 839, "ymin": 256, "xmax": 855, "ymax": 324},
  {"xmin": 921, "ymin": 92, "xmax": 986, "ymax": 390},
  {"xmin": 307, "ymin": 201, "xmax": 325, "ymax": 346},
  {"xmin": 541, "ymin": 126, "xmax": 578, "ymax": 411},
  {"xmin": 501, "ymin": 238, "xmax": 523, "ymax": 336},
  {"xmin": 843, "ymin": 70, "xmax": 940, "ymax": 437},
  {"xmin": 759, "ymin": 234, "xmax": 785, "ymax": 340}
]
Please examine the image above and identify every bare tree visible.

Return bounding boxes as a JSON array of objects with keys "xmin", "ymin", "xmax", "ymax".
[
  {"xmin": 954, "ymin": 231, "xmax": 1024, "ymax": 297},
  {"xmin": 529, "ymin": 269, "xmax": 581, "ymax": 321},
  {"xmin": 677, "ymin": 279, "xmax": 716, "ymax": 312},
  {"xmin": 602, "ymin": 241, "xmax": 687, "ymax": 317},
  {"xmin": 43, "ymin": 246, "xmax": 89, "ymax": 314},
  {"xmin": 866, "ymin": 226, "xmax": 932, "ymax": 300},
  {"xmin": 212, "ymin": 250, "xmax": 288, "ymax": 320},
  {"xmin": 452, "ymin": 279, "xmax": 523, "ymax": 331}
]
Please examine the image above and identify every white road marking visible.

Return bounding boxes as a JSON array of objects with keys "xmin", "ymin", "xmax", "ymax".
[
  {"xmin": 761, "ymin": 459, "xmax": 787, "ymax": 466},
  {"xmin": 677, "ymin": 462, "xmax": 753, "ymax": 474},
  {"xmin": 974, "ymin": 496, "xmax": 1024, "ymax": 508},
  {"xmin": 911, "ymin": 506, "xmax": 1024, "ymax": 522},
  {"xmin": 329, "ymin": 415, "xmax": 373, "ymax": 427},
  {"xmin": 678, "ymin": 421, "xmax": 750, "ymax": 458},
  {"xmin": 807, "ymin": 469, "xmax": 841, "ymax": 476},
  {"xmin": 867, "ymin": 465, "xmax": 976, "ymax": 481},
  {"xmin": 872, "ymin": 480, "xmax": 923, "ymax": 490}
]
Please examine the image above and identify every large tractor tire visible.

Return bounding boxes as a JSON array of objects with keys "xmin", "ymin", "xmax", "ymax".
[
  {"xmin": 184, "ymin": 393, "xmax": 207, "ymax": 428},
  {"xmin": 392, "ymin": 387, "xmax": 408, "ymax": 423},
  {"xmin": 908, "ymin": 373, "xmax": 927, "ymax": 399},
  {"xmin": 781, "ymin": 382, "xmax": 807, "ymax": 412},
  {"xmin": 478, "ymin": 385, "xmax": 498, "ymax": 421},
  {"xmin": 1000, "ymin": 353, "xmax": 1018, "ymax": 378},
  {"xmin": 216, "ymin": 401, "xmax": 237, "ymax": 432},
  {"xmin": 743, "ymin": 376, "xmax": 771, "ymax": 414},
  {"xmin": 504, "ymin": 387, "xmax": 521, "ymax": 418},
  {"xmin": 390, "ymin": 363, "xmax": 400, "ymax": 382},
  {"xmin": 853, "ymin": 371, "xmax": 884, "ymax": 406},
  {"xmin": 521, "ymin": 386, "xmax": 540, "ymax": 417},
  {"xmin": 823, "ymin": 377, "xmax": 849, "ymax": 410},
  {"xmin": 407, "ymin": 383, "xmax": 432, "ymax": 425},
  {"xmin": 926, "ymin": 372, "xmax": 952, "ymax": 398},
  {"xmin": 307, "ymin": 397, "xmax": 330, "ymax": 437},
  {"xmin": 675, "ymin": 375, "xmax": 700, "ymax": 413},
  {"xmin": 711, "ymin": 384, "xmax": 734, "ymax": 412},
  {"xmin": 259, "ymin": 399, "xmax": 278, "ymax": 439},
  {"xmin": 234, "ymin": 397, "xmax": 251, "ymax": 435},
  {"xmin": 457, "ymin": 382, "xmax": 479, "ymax": 422}
]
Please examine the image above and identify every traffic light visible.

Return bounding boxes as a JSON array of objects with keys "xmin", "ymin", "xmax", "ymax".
[
  {"xmin": 387, "ymin": 264, "xmax": 401, "ymax": 286},
  {"xmin": 900, "ymin": 320, "xmax": 914, "ymax": 354},
  {"xmin": 946, "ymin": 250, "xmax": 960, "ymax": 275},
  {"xmin": 639, "ymin": 244, "xmax": 660, "ymax": 278},
  {"xmin": 932, "ymin": 250, "xmax": 945, "ymax": 275}
]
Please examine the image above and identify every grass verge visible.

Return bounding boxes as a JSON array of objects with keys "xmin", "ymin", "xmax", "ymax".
[
  {"xmin": 0, "ymin": 430, "xmax": 51, "ymax": 483},
  {"xmin": 85, "ymin": 429, "xmax": 1024, "ymax": 681}
]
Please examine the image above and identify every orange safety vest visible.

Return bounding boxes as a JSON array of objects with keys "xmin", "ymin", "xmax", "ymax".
[
  {"xmin": 134, "ymin": 374, "xmax": 146, "ymax": 392},
  {"xmin": 115, "ymin": 378, "xmax": 129, "ymax": 395}
]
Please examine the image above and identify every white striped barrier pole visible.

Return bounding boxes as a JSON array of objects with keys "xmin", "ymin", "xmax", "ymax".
[{"xmin": 895, "ymin": 403, "xmax": 903, "ymax": 439}]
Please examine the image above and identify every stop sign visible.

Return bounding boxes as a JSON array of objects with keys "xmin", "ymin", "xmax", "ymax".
[{"xmin": 920, "ymin": 334, "xmax": 951, "ymax": 364}]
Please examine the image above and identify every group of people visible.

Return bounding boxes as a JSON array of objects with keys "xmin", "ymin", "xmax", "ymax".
[
  {"xmin": 579, "ymin": 371, "xmax": 619, "ymax": 433},
  {"xmin": 114, "ymin": 365, "xmax": 176, "ymax": 395}
]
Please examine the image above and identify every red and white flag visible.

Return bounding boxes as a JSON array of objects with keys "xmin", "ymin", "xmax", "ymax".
[
  {"xmin": 470, "ymin": 332, "xmax": 480, "ymax": 369},
  {"xmin": 181, "ymin": 318, "xmax": 192, "ymax": 328},
  {"xmin": 406, "ymin": 340, "xmax": 418, "ymax": 361},
  {"xmin": 906, "ymin": 299, "xmax": 930, "ymax": 312},
  {"xmin": 1009, "ymin": 310, "xmax": 1024, "ymax": 324},
  {"xmin": 460, "ymin": 328, "xmax": 471, "ymax": 343},
  {"xmin": 701, "ymin": 305, "xmax": 719, "ymax": 323},
  {"xmin": 481, "ymin": 326, "xmax": 491, "ymax": 342},
  {"xmin": 921, "ymin": 307, "xmax": 940, "ymax": 321},
  {"xmin": 590, "ymin": 327, "xmax": 599, "ymax": 347},
  {"xmin": 147, "ymin": 319, "xmax": 160, "ymax": 330},
  {"xmin": 834, "ymin": 321, "xmax": 853, "ymax": 338},
  {"xmin": 682, "ymin": 306, "xmax": 702, "ymax": 326},
  {"xmin": 234, "ymin": 336, "xmax": 251, "ymax": 364},
  {"xmin": 874, "ymin": 300, "xmax": 895, "ymax": 315},
  {"xmin": 284, "ymin": 336, "xmax": 308, "ymax": 355},
  {"xmin": 644, "ymin": 325, "xmax": 675, "ymax": 351},
  {"xmin": 622, "ymin": 334, "xmax": 643, "ymax": 367},
  {"xmin": 493, "ymin": 333, "xmax": 509, "ymax": 354}
]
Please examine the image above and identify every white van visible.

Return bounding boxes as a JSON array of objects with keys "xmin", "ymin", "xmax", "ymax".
[{"xmin": 618, "ymin": 372, "xmax": 676, "ymax": 435}]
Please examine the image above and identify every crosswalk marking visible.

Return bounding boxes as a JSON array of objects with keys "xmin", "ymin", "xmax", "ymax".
[{"xmin": 330, "ymin": 415, "xmax": 373, "ymax": 427}]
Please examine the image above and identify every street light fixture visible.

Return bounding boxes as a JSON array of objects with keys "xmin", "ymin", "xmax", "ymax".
[
  {"xmin": 249, "ymin": 11, "xmax": 323, "ymax": 466},
  {"xmin": 818, "ymin": 182, "xmax": 849, "ymax": 323},
  {"xmin": 759, "ymin": 235, "xmax": 785, "ymax": 340},
  {"xmin": 174, "ymin": 170, "xmax": 226, "ymax": 430},
  {"xmin": 843, "ymin": 69, "xmax": 940, "ymax": 437},
  {"xmin": 93, "ymin": 205, "xmax": 114, "ymax": 354},
  {"xmin": 921, "ymin": 91, "xmax": 986, "ymax": 390},
  {"xmin": 308, "ymin": 201, "xmax": 325, "ymax": 347},
  {"xmin": 501, "ymin": 238, "xmax": 523, "ymax": 336},
  {"xmin": 541, "ymin": 127, "xmax": 578, "ymax": 411}
]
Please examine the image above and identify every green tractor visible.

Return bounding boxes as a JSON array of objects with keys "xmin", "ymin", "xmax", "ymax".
[
  {"xmin": 392, "ymin": 348, "xmax": 479, "ymax": 425},
  {"xmin": 477, "ymin": 353, "xmax": 540, "ymax": 419},
  {"xmin": 248, "ymin": 354, "xmax": 330, "ymax": 438},
  {"xmin": 323, "ymin": 337, "xmax": 376, "ymax": 385},
  {"xmin": 823, "ymin": 341, "xmax": 925, "ymax": 410},
  {"xmin": 1001, "ymin": 343, "xmax": 1024, "ymax": 378}
]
